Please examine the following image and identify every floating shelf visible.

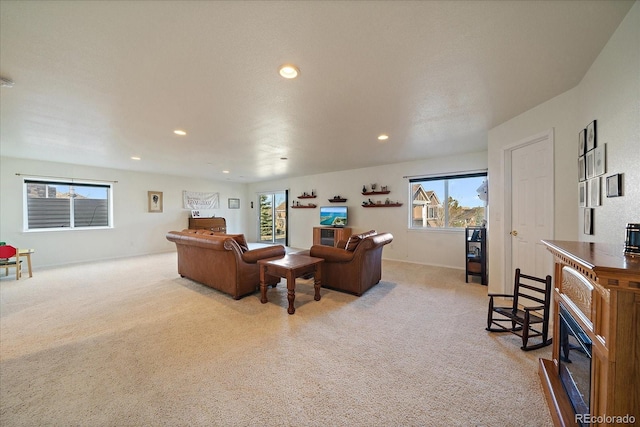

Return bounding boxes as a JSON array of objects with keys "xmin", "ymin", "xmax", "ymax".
[
  {"xmin": 362, "ymin": 203, "xmax": 403, "ymax": 208},
  {"xmin": 291, "ymin": 204, "xmax": 317, "ymax": 209},
  {"xmin": 362, "ymin": 191, "xmax": 391, "ymax": 195},
  {"xmin": 298, "ymin": 195, "xmax": 316, "ymax": 199},
  {"xmin": 328, "ymin": 198, "xmax": 347, "ymax": 203}
]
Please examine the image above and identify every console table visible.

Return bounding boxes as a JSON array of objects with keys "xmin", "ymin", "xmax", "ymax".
[{"xmin": 540, "ymin": 240, "xmax": 639, "ymax": 426}]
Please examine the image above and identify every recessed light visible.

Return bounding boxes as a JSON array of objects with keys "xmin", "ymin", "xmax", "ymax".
[
  {"xmin": 279, "ymin": 64, "xmax": 299, "ymax": 79},
  {"xmin": 174, "ymin": 129, "xmax": 187, "ymax": 136},
  {"xmin": 131, "ymin": 156, "xmax": 141, "ymax": 160},
  {"xmin": 378, "ymin": 134, "xmax": 389, "ymax": 141},
  {"xmin": 222, "ymin": 170, "xmax": 230, "ymax": 174}
]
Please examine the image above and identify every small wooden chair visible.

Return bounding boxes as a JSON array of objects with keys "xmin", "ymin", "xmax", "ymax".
[
  {"xmin": 486, "ymin": 268, "xmax": 552, "ymax": 351},
  {"xmin": 0, "ymin": 245, "xmax": 22, "ymax": 280}
]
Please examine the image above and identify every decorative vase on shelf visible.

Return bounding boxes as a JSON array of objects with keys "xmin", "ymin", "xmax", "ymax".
[{"xmin": 362, "ymin": 185, "xmax": 367, "ymax": 193}]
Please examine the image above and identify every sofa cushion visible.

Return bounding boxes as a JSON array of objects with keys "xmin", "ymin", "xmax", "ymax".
[{"xmin": 345, "ymin": 230, "xmax": 377, "ymax": 251}]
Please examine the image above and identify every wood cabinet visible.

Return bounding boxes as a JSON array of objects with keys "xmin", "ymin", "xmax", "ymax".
[
  {"xmin": 465, "ymin": 227, "xmax": 487, "ymax": 285},
  {"xmin": 540, "ymin": 240, "xmax": 640, "ymax": 427},
  {"xmin": 188, "ymin": 217, "xmax": 226, "ymax": 232},
  {"xmin": 313, "ymin": 227, "xmax": 352, "ymax": 247}
]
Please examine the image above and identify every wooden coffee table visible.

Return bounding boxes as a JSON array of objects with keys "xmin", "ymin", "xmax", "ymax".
[{"xmin": 258, "ymin": 254, "xmax": 324, "ymax": 314}]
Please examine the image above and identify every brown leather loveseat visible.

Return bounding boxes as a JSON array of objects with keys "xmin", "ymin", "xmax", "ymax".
[
  {"xmin": 166, "ymin": 230, "xmax": 285, "ymax": 299},
  {"xmin": 310, "ymin": 230, "xmax": 393, "ymax": 296}
]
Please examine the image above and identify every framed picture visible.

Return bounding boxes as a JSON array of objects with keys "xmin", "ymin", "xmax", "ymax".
[
  {"xmin": 606, "ymin": 173, "xmax": 622, "ymax": 197},
  {"xmin": 586, "ymin": 120, "xmax": 597, "ymax": 151},
  {"xmin": 228, "ymin": 198, "xmax": 240, "ymax": 209},
  {"xmin": 586, "ymin": 150, "xmax": 595, "ymax": 179},
  {"xmin": 148, "ymin": 191, "xmax": 163, "ymax": 213},
  {"xmin": 584, "ymin": 208, "xmax": 593, "ymax": 235},
  {"xmin": 578, "ymin": 129, "xmax": 586, "ymax": 156},
  {"xmin": 589, "ymin": 177, "xmax": 600, "ymax": 207},
  {"xmin": 578, "ymin": 156, "xmax": 586, "ymax": 182},
  {"xmin": 578, "ymin": 182, "xmax": 587, "ymax": 207},
  {"xmin": 594, "ymin": 144, "xmax": 605, "ymax": 176}
]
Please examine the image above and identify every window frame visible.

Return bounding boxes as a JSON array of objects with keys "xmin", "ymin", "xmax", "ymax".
[
  {"xmin": 23, "ymin": 177, "xmax": 114, "ymax": 232},
  {"xmin": 408, "ymin": 171, "xmax": 487, "ymax": 231}
]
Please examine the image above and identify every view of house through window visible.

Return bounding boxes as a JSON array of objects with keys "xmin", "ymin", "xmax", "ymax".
[
  {"xmin": 410, "ymin": 173, "xmax": 487, "ymax": 229},
  {"xmin": 24, "ymin": 179, "xmax": 112, "ymax": 230}
]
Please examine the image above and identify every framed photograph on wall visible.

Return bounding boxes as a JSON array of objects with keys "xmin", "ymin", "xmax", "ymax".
[
  {"xmin": 606, "ymin": 174, "xmax": 622, "ymax": 197},
  {"xmin": 584, "ymin": 208, "xmax": 593, "ymax": 235},
  {"xmin": 228, "ymin": 198, "xmax": 240, "ymax": 209},
  {"xmin": 148, "ymin": 191, "xmax": 163, "ymax": 213},
  {"xmin": 594, "ymin": 144, "xmax": 605, "ymax": 176},
  {"xmin": 579, "ymin": 182, "xmax": 587, "ymax": 207},
  {"xmin": 578, "ymin": 129, "xmax": 586, "ymax": 156},
  {"xmin": 578, "ymin": 156, "xmax": 586, "ymax": 182},
  {"xmin": 589, "ymin": 177, "xmax": 600, "ymax": 207},
  {"xmin": 586, "ymin": 150, "xmax": 595, "ymax": 179},
  {"xmin": 586, "ymin": 120, "xmax": 597, "ymax": 151}
]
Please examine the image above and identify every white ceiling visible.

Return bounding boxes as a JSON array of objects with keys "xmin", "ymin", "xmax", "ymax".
[{"xmin": 0, "ymin": 0, "xmax": 634, "ymax": 182}]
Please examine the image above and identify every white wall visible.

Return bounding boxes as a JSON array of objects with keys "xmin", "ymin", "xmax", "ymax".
[
  {"xmin": 487, "ymin": 2, "xmax": 640, "ymax": 293},
  {"xmin": 578, "ymin": 1, "xmax": 640, "ymax": 244},
  {"xmin": 0, "ymin": 156, "xmax": 249, "ymax": 269},
  {"xmin": 247, "ymin": 151, "xmax": 488, "ymax": 269}
]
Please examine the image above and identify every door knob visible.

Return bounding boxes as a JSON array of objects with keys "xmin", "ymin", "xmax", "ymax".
[{"xmin": 510, "ymin": 230, "xmax": 518, "ymax": 236}]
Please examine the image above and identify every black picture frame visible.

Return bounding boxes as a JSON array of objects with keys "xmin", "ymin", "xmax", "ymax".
[
  {"xmin": 586, "ymin": 120, "xmax": 597, "ymax": 151},
  {"xmin": 578, "ymin": 156, "xmax": 586, "ymax": 182},
  {"xmin": 579, "ymin": 182, "xmax": 587, "ymax": 207},
  {"xmin": 606, "ymin": 174, "xmax": 622, "ymax": 197},
  {"xmin": 578, "ymin": 129, "xmax": 586, "ymax": 156},
  {"xmin": 584, "ymin": 208, "xmax": 593, "ymax": 235}
]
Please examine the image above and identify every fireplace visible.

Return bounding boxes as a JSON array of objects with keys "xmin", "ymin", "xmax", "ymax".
[
  {"xmin": 540, "ymin": 240, "xmax": 640, "ymax": 427},
  {"xmin": 558, "ymin": 304, "xmax": 592, "ymax": 425}
]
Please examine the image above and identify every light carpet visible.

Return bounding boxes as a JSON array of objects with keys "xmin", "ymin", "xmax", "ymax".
[{"xmin": 0, "ymin": 252, "xmax": 553, "ymax": 426}]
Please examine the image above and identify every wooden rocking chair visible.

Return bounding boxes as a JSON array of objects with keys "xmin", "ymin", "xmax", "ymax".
[{"xmin": 486, "ymin": 268, "xmax": 552, "ymax": 351}]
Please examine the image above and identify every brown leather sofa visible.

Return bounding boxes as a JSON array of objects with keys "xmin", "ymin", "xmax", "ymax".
[
  {"xmin": 310, "ymin": 230, "xmax": 393, "ymax": 296},
  {"xmin": 166, "ymin": 230, "xmax": 285, "ymax": 299}
]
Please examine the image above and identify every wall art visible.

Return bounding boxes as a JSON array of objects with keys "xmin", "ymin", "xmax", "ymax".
[
  {"xmin": 594, "ymin": 144, "xmax": 605, "ymax": 176},
  {"xmin": 579, "ymin": 182, "xmax": 587, "ymax": 207},
  {"xmin": 586, "ymin": 120, "xmax": 597, "ymax": 151},
  {"xmin": 148, "ymin": 191, "xmax": 163, "ymax": 213},
  {"xmin": 578, "ymin": 156, "xmax": 586, "ymax": 182},
  {"xmin": 606, "ymin": 173, "xmax": 622, "ymax": 197},
  {"xmin": 584, "ymin": 208, "xmax": 593, "ymax": 235},
  {"xmin": 589, "ymin": 177, "xmax": 600, "ymax": 207}
]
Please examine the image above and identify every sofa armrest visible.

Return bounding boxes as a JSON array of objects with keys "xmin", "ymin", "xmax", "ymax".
[
  {"xmin": 241, "ymin": 245, "xmax": 286, "ymax": 263},
  {"xmin": 309, "ymin": 245, "xmax": 355, "ymax": 262}
]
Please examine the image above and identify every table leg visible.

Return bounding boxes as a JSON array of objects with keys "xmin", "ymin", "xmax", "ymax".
[
  {"xmin": 260, "ymin": 265, "xmax": 268, "ymax": 304},
  {"xmin": 26, "ymin": 253, "xmax": 32, "ymax": 278},
  {"xmin": 313, "ymin": 265, "xmax": 322, "ymax": 301},
  {"xmin": 287, "ymin": 271, "xmax": 296, "ymax": 315}
]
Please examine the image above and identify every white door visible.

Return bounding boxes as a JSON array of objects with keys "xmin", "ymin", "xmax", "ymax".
[{"xmin": 509, "ymin": 131, "xmax": 554, "ymax": 281}]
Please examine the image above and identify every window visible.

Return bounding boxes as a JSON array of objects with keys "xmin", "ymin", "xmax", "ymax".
[
  {"xmin": 24, "ymin": 179, "xmax": 113, "ymax": 230},
  {"xmin": 409, "ymin": 172, "xmax": 487, "ymax": 229}
]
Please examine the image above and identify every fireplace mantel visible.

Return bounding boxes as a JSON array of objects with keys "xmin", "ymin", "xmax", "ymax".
[{"xmin": 540, "ymin": 240, "xmax": 639, "ymax": 426}]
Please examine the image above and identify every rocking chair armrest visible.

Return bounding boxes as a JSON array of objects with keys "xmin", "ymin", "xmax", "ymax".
[{"xmin": 487, "ymin": 293, "xmax": 513, "ymax": 299}]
